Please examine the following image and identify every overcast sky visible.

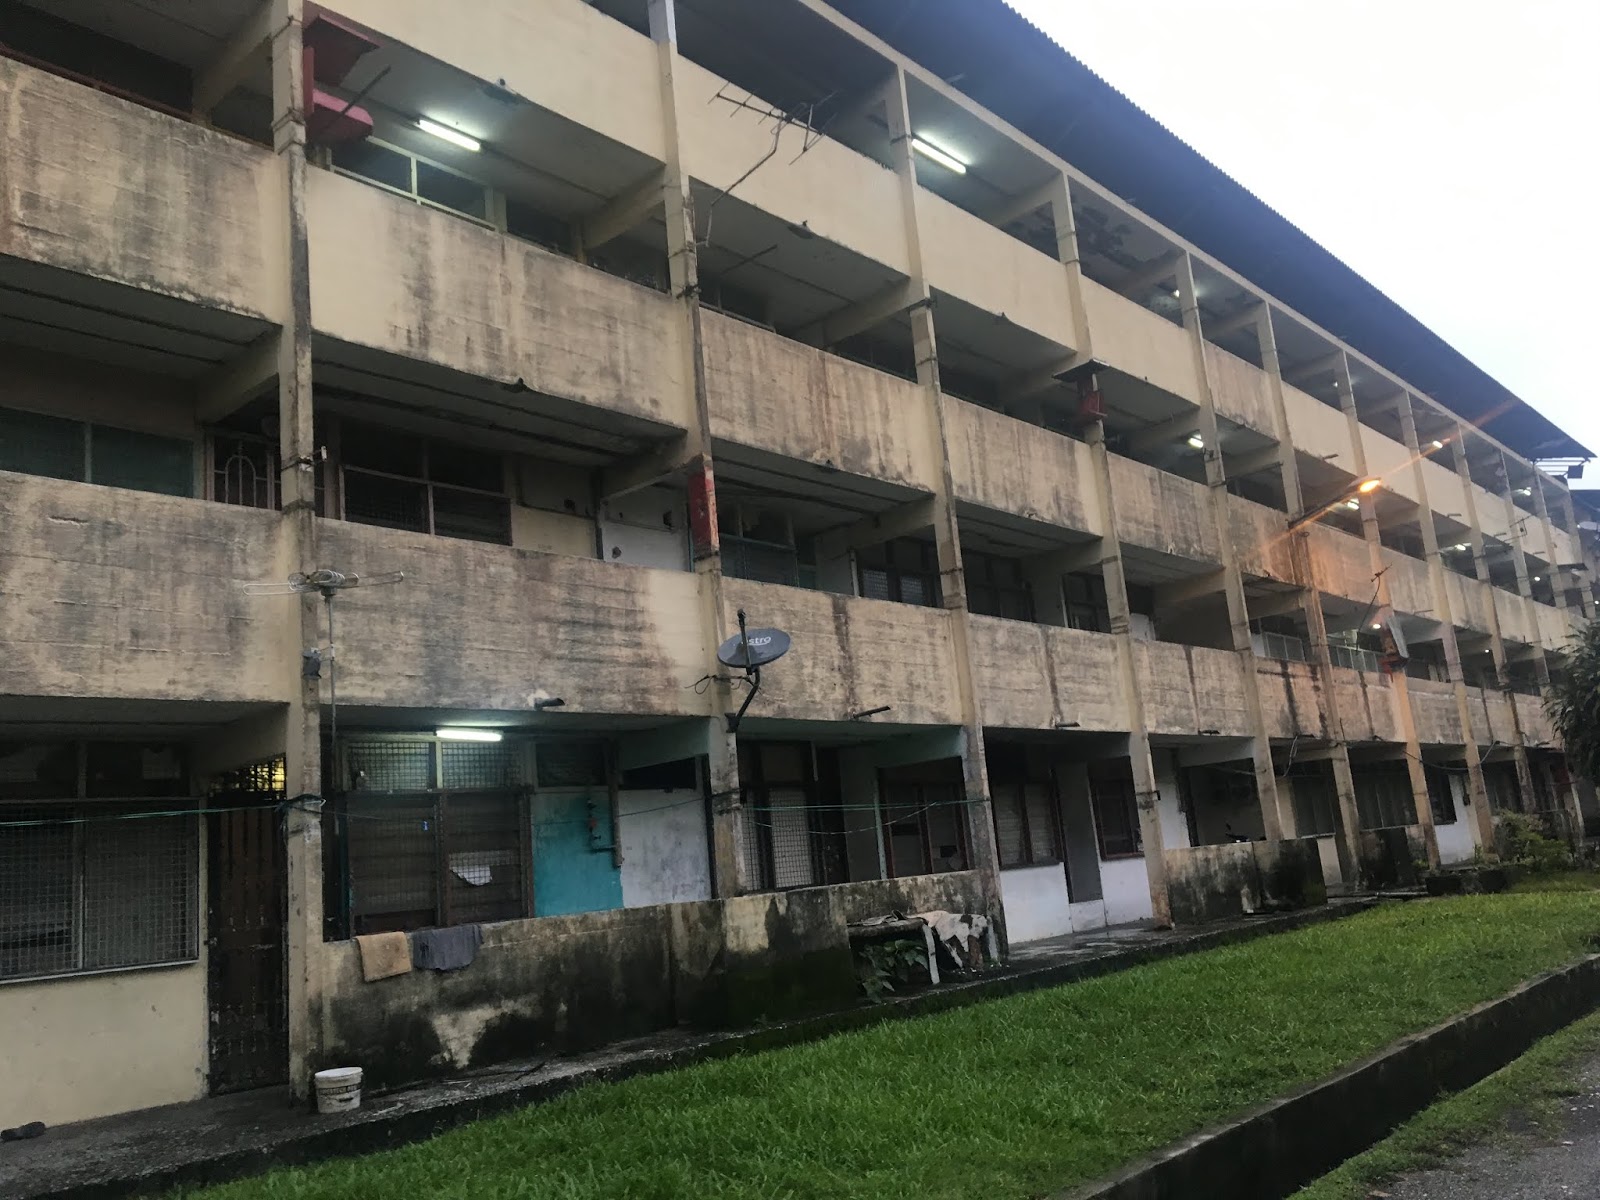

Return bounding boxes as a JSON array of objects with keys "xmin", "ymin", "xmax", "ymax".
[{"xmin": 1008, "ymin": 0, "xmax": 1600, "ymax": 485}]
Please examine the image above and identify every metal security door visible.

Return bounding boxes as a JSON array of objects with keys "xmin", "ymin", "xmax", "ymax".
[{"xmin": 207, "ymin": 767, "xmax": 288, "ymax": 1093}]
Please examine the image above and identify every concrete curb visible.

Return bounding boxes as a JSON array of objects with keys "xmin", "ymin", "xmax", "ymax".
[
  {"xmin": 1057, "ymin": 953, "xmax": 1600, "ymax": 1200},
  {"xmin": 17, "ymin": 900, "xmax": 1375, "ymax": 1200}
]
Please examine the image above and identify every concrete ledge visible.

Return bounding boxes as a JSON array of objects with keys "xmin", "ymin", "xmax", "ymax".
[
  {"xmin": 12, "ymin": 900, "xmax": 1374, "ymax": 1200},
  {"xmin": 1058, "ymin": 953, "xmax": 1600, "ymax": 1200}
]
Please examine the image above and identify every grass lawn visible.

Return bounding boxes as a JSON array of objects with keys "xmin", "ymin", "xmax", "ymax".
[
  {"xmin": 1294, "ymin": 1007, "xmax": 1600, "ymax": 1199},
  {"xmin": 191, "ymin": 894, "xmax": 1600, "ymax": 1200}
]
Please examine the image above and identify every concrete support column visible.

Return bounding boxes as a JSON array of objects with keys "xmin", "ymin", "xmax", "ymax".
[
  {"xmin": 1397, "ymin": 399, "xmax": 1499, "ymax": 857},
  {"xmin": 1178, "ymin": 256, "xmax": 1285, "ymax": 844},
  {"xmin": 1558, "ymin": 490, "xmax": 1599, "ymax": 621},
  {"xmin": 1044, "ymin": 173, "xmax": 1095, "ymax": 362},
  {"xmin": 1493, "ymin": 454, "xmax": 1556, "ymax": 819},
  {"xmin": 270, "ymin": 0, "xmax": 325, "ymax": 1101},
  {"xmin": 648, "ymin": 0, "xmax": 746, "ymax": 897},
  {"xmin": 1523, "ymin": 467, "xmax": 1586, "ymax": 835},
  {"xmin": 884, "ymin": 67, "xmax": 1005, "ymax": 935},
  {"xmin": 1257, "ymin": 309, "xmax": 1363, "ymax": 884},
  {"xmin": 1445, "ymin": 426, "xmax": 1509, "ymax": 846},
  {"xmin": 1333, "ymin": 360, "xmax": 1437, "ymax": 867}
]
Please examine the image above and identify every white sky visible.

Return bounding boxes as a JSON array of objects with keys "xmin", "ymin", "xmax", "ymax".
[{"xmin": 1007, "ymin": 0, "xmax": 1600, "ymax": 485}]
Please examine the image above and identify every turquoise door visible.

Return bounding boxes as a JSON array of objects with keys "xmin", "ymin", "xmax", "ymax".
[{"xmin": 531, "ymin": 790, "xmax": 623, "ymax": 916}]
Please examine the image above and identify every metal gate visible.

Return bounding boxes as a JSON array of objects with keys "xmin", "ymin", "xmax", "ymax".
[{"xmin": 206, "ymin": 763, "xmax": 288, "ymax": 1093}]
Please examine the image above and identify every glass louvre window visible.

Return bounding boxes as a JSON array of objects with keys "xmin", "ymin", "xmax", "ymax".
[
  {"xmin": 991, "ymin": 783, "xmax": 1061, "ymax": 868},
  {"xmin": 1290, "ymin": 774, "xmax": 1338, "ymax": 837},
  {"xmin": 858, "ymin": 539, "xmax": 942, "ymax": 608},
  {"xmin": 339, "ymin": 423, "xmax": 511, "ymax": 545},
  {"xmin": 0, "ymin": 407, "xmax": 193, "ymax": 497},
  {"xmin": 332, "ymin": 137, "xmax": 493, "ymax": 226},
  {"xmin": 1354, "ymin": 769, "xmax": 1415, "ymax": 830},
  {"xmin": 1089, "ymin": 765, "xmax": 1142, "ymax": 858},
  {"xmin": 0, "ymin": 741, "xmax": 197, "ymax": 982},
  {"xmin": 1064, "ymin": 573, "xmax": 1110, "ymax": 632}
]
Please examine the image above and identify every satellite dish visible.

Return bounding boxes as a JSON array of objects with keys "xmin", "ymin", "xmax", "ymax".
[{"xmin": 718, "ymin": 627, "xmax": 791, "ymax": 670}]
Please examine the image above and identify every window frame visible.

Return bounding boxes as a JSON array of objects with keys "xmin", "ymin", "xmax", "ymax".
[
  {"xmin": 1089, "ymin": 770, "xmax": 1143, "ymax": 860},
  {"xmin": 335, "ymin": 421, "xmax": 513, "ymax": 546}
]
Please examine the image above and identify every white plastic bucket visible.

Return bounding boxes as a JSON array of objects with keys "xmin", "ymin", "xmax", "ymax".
[{"xmin": 313, "ymin": 1066, "xmax": 363, "ymax": 1114}]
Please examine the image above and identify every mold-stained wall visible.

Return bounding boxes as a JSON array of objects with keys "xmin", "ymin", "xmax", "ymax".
[
  {"xmin": 0, "ymin": 59, "xmax": 286, "ymax": 323},
  {"xmin": 946, "ymin": 401, "xmax": 1102, "ymax": 535},
  {"xmin": 702, "ymin": 314, "xmax": 940, "ymax": 491},
  {"xmin": 1107, "ymin": 454, "xmax": 1217, "ymax": 563},
  {"xmin": 307, "ymin": 171, "xmax": 693, "ymax": 431},
  {"xmin": 0, "ymin": 474, "xmax": 288, "ymax": 703},
  {"xmin": 1079, "ymin": 279, "xmax": 1197, "ymax": 402},
  {"xmin": 969, "ymin": 619, "xmax": 1125, "ymax": 731}
]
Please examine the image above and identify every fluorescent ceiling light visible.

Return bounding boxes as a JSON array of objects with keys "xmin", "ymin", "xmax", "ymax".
[
  {"xmin": 1372, "ymin": 623, "xmax": 1383, "ymax": 630},
  {"xmin": 1515, "ymin": 487, "xmax": 1532, "ymax": 497},
  {"xmin": 417, "ymin": 117, "xmax": 482, "ymax": 152},
  {"xmin": 1454, "ymin": 543, "xmax": 1470, "ymax": 552},
  {"xmin": 911, "ymin": 135, "xmax": 967, "ymax": 174},
  {"xmin": 1430, "ymin": 439, "xmax": 1446, "ymax": 451},
  {"xmin": 1187, "ymin": 434, "xmax": 1205, "ymax": 450},
  {"xmin": 1533, "ymin": 575, "xmax": 1543, "ymax": 582},
  {"xmin": 1344, "ymin": 500, "xmax": 1361, "ymax": 511},
  {"xmin": 436, "ymin": 727, "xmax": 501, "ymax": 742}
]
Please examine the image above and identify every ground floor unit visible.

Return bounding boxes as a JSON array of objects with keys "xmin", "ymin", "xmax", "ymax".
[{"xmin": 0, "ymin": 700, "xmax": 1584, "ymax": 1131}]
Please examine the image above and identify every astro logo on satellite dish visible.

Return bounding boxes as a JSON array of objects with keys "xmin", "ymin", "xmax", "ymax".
[{"xmin": 716, "ymin": 627, "xmax": 792, "ymax": 670}]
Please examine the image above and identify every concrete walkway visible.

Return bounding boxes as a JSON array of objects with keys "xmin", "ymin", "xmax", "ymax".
[
  {"xmin": 1376, "ymin": 1052, "xmax": 1600, "ymax": 1200},
  {"xmin": 0, "ymin": 900, "xmax": 1373, "ymax": 1200}
]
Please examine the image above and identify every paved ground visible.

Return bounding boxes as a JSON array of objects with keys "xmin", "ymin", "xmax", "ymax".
[
  {"xmin": 1377, "ymin": 1053, "xmax": 1600, "ymax": 1200},
  {"xmin": 0, "ymin": 902, "xmax": 1373, "ymax": 1200}
]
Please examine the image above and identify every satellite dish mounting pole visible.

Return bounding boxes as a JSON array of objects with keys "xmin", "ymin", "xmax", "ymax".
[{"xmin": 728, "ymin": 609, "xmax": 761, "ymax": 734}]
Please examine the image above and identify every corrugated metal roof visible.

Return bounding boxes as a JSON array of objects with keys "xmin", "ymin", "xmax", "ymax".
[{"xmin": 824, "ymin": 0, "xmax": 1591, "ymax": 461}]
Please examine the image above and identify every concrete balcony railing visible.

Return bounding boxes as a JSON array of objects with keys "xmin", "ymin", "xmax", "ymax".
[
  {"xmin": 1230, "ymin": 496, "xmax": 1296, "ymax": 586},
  {"xmin": 946, "ymin": 400, "xmax": 1102, "ymax": 536},
  {"xmin": 1080, "ymin": 279, "xmax": 1199, "ymax": 403},
  {"xmin": 1304, "ymin": 524, "xmax": 1371, "ymax": 606},
  {"xmin": 1135, "ymin": 641, "xmax": 1252, "ymax": 738},
  {"xmin": 321, "ymin": 519, "xmax": 711, "ymax": 716},
  {"xmin": 0, "ymin": 473, "xmax": 288, "ymax": 704},
  {"xmin": 721, "ymin": 580, "xmax": 964, "ymax": 727},
  {"xmin": 1514, "ymin": 691, "xmax": 1555, "ymax": 745},
  {"xmin": 1204, "ymin": 343, "xmax": 1277, "ymax": 438},
  {"xmin": 1483, "ymin": 579, "xmax": 1535, "ymax": 645},
  {"xmin": 1406, "ymin": 677, "xmax": 1465, "ymax": 746},
  {"xmin": 1107, "ymin": 453, "xmax": 1219, "ymax": 565},
  {"xmin": 1330, "ymin": 665, "xmax": 1402, "ymax": 743},
  {"xmin": 917, "ymin": 190, "xmax": 1075, "ymax": 344},
  {"xmin": 327, "ymin": 0, "xmax": 667, "ymax": 161},
  {"xmin": 307, "ymin": 170, "xmax": 695, "ymax": 433},
  {"xmin": 1466, "ymin": 686, "xmax": 1519, "ymax": 746},
  {"xmin": 1382, "ymin": 550, "xmax": 1435, "ymax": 621},
  {"xmin": 1255, "ymin": 658, "xmax": 1326, "ymax": 740},
  {"xmin": 0, "ymin": 57, "xmax": 285, "ymax": 324},
  {"xmin": 969, "ymin": 618, "xmax": 1126, "ymax": 731},
  {"xmin": 702, "ymin": 314, "xmax": 941, "ymax": 492}
]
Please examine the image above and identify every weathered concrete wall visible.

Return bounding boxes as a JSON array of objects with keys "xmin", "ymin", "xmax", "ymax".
[
  {"xmin": 1514, "ymin": 692, "xmax": 1555, "ymax": 745},
  {"xmin": 0, "ymin": 474, "xmax": 287, "ymax": 703},
  {"xmin": 320, "ymin": 519, "xmax": 709, "ymax": 716},
  {"xmin": 1165, "ymin": 840, "xmax": 1326, "ymax": 925},
  {"xmin": 1101, "ymin": 857, "xmax": 1155, "ymax": 926},
  {"xmin": 317, "ymin": 904, "xmax": 711, "ymax": 1087},
  {"xmin": 1108, "ymin": 453, "xmax": 1218, "ymax": 563},
  {"xmin": 1382, "ymin": 550, "xmax": 1434, "ymax": 619},
  {"xmin": 328, "ymin": 0, "xmax": 664, "ymax": 160},
  {"xmin": 619, "ymin": 790, "xmax": 711, "ymax": 908},
  {"xmin": 947, "ymin": 400, "xmax": 1102, "ymax": 535},
  {"xmin": 1135, "ymin": 641, "xmax": 1250, "ymax": 737},
  {"xmin": 702, "ymin": 314, "xmax": 939, "ymax": 490},
  {"xmin": 1330, "ymin": 667, "xmax": 1401, "ymax": 743},
  {"xmin": 1407, "ymin": 678, "xmax": 1466, "ymax": 745},
  {"xmin": 1435, "ymin": 781, "xmax": 1479, "ymax": 865},
  {"xmin": 1362, "ymin": 424, "xmax": 1417, "ymax": 506},
  {"xmin": 1305, "ymin": 525, "xmax": 1371, "ymax": 605},
  {"xmin": 1080, "ymin": 279, "xmax": 1198, "ymax": 402},
  {"xmin": 969, "ymin": 618, "xmax": 1126, "ymax": 731},
  {"xmin": 307, "ymin": 171, "xmax": 692, "ymax": 430},
  {"xmin": 679, "ymin": 59, "xmax": 906, "ymax": 276},
  {"xmin": 722, "ymin": 580, "xmax": 963, "ymax": 726},
  {"xmin": 1255, "ymin": 659, "xmax": 1327, "ymax": 739},
  {"xmin": 1230, "ymin": 497, "xmax": 1295, "ymax": 585},
  {"xmin": 1282, "ymin": 384, "xmax": 1354, "ymax": 467},
  {"xmin": 918, "ymin": 190, "xmax": 1073, "ymax": 342},
  {"xmin": 1447, "ymin": 571, "xmax": 1499, "ymax": 638},
  {"xmin": 0, "ymin": 963, "xmax": 207, "ymax": 1129},
  {"xmin": 1358, "ymin": 825, "xmax": 1428, "ymax": 888},
  {"xmin": 0, "ymin": 59, "xmax": 285, "ymax": 322},
  {"xmin": 1204, "ymin": 342, "xmax": 1276, "ymax": 436}
]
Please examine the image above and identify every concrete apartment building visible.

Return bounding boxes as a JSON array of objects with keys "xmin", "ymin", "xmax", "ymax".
[{"xmin": 1, "ymin": 0, "xmax": 1595, "ymax": 1129}]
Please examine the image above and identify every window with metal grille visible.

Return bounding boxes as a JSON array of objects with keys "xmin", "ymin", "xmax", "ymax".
[
  {"xmin": 1354, "ymin": 768, "xmax": 1415, "ymax": 830},
  {"xmin": 334, "ymin": 737, "xmax": 530, "ymax": 936},
  {"xmin": 1, "ymin": 741, "xmax": 197, "ymax": 982},
  {"xmin": 737, "ymin": 743, "xmax": 847, "ymax": 892},
  {"xmin": 1290, "ymin": 773, "xmax": 1338, "ymax": 837},
  {"xmin": 338, "ymin": 422, "xmax": 511, "ymax": 545},
  {"xmin": 1089, "ymin": 764, "xmax": 1142, "ymax": 858},
  {"xmin": 1064, "ymin": 572, "xmax": 1110, "ymax": 633},
  {"xmin": 722, "ymin": 504, "xmax": 803, "ymax": 587},
  {"xmin": 0, "ymin": 406, "xmax": 193, "ymax": 497},
  {"xmin": 879, "ymin": 769, "xmax": 969, "ymax": 879},
  {"xmin": 965, "ymin": 552, "xmax": 1034, "ymax": 622},
  {"xmin": 857, "ymin": 538, "xmax": 942, "ymax": 608},
  {"xmin": 210, "ymin": 433, "xmax": 278, "ymax": 509},
  {"xmin": 1425, "ymin": 766, "xmax": 1458, "ymax": 826}
]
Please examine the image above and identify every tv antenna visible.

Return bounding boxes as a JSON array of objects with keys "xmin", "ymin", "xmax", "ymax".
[
  {"xmin": 241, "ymin": 569, "xmax": 404, "ymax": 760},
  {"xmin": 716, "ymin": 609, "xmax": 791, "ymax": 733}
]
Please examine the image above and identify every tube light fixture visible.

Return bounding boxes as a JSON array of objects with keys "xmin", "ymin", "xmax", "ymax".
[
  {"xmin": 435, "ymin": 727, "xmax": 502, "ymax": 742},
  {"xmin": 910, "ymin": 135, "xmax": 967, "ymax": 174},
  {"xmin": 1357, "ymin": 478, "xmax": 1382, "ymax": 494},
  {"xmin": 1515, "ymin": 487, "xmax": 1533, "ymax": 497},
  {"xmin": 1344, "ymin": 499, "xmax": 1361, "ymax": 511},
  {"xmin": 1187, "ymin": 434, "xmax": 1205, "ymax": 450},
  {"xmin": 417, "ymin": 117, "xmax": 482, "ymax": 152},
  {"xmin": 1430, "ymin": 439, "xmax": 1446, "ymax": 451},
  {"xmin": 1372, "ymin": 623, "xmax": 1383, "ymax": 630},
  {"xmin": 1454, "ymin": 543, "xmax": 1471, "ymax": 552}
]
